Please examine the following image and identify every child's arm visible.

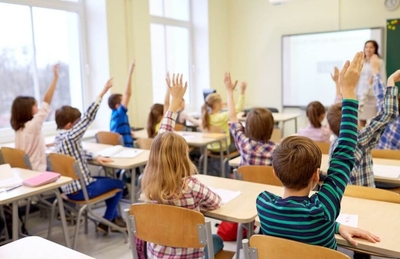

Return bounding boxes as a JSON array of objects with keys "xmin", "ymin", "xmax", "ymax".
[
  {"xmin": 121, "ymin": 60, "xmax": 135, "ymax": 108},
  {"xmin": 67, "ymin": 79, "xmax": 113, "ymax": 141},
  {"xmin": 235, "ymin": 82, "xmax": 246, "ymax": 113},
  {"xmin": 337, "ymin": 223, "xmax": 380, "ymax": 247},
  {"xmin": 318, "ymin": 52, "xmax": 363, "ymax": 220},
  {"xmin": 43, "ymin": 64, "xmax": 59, "ymax": 105},
  {"xmin": 191, "ymin": 178, "xmax": 222, "ymax": 210},
  {"xmin": 159, "ymin": 74, "xmax": 187, "ymax": 134},
  {"xmin": 357, "ymin": 70, "xmax": 399, "ymax": 151},
  {"xmin": 331, "ymin": 67, "xmax": 342, "ymax": 104}
]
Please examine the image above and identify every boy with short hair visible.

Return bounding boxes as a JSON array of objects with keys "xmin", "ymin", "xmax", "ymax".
[
  {"xmin": 109, "ymin": 60, "xmax": 135, "ymax": 147},
  {"xmin": 327, "ymin": 56, "xmax": 399, "ymax": 187},
  {"xmin": 257, "ymin": 52, "xmax": 380, "ymax": 249}
]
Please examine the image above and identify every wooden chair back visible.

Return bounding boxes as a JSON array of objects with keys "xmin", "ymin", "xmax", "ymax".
[
  {"xmin": 237, "ymin": 166, "xmax": 282, "ymax": 186},
  {"xmin": 315, "ymin": 142, "xmax": 331, "ymax": 155},
  {"xmin": 128, "ymin": 204, "xmax": 206, "ymax": 248},
  {"xmin": 48, "ymin": 153, "xmax": 79, "ymax": 180},
  {"xmin": 95, "ymin": 131, "xmax": 124, "ymax": 146},
  {"xmin": 0, "ymin": 147, "xmax": 32, "ymax": 169},
  {"xmin": 174, "ymin": 123, "xmax": 185, "ymax": 131},
  {"xmin": 344, "ymin": 185, "xmax": 400, "ymax": 203},
  {"xmin": 371, "ymin": 149, "xmax": 400, "ymax": 160},
  {"xmin": 136, "ymin": 138, "xmax": 154, "ymax": 150},
  {"xmin": 245, "ymin": 235, "xmax": 350, "ymax": 259}
]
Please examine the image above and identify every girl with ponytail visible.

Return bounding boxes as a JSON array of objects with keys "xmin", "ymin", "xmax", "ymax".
[{"xmin": 297, "ymin": 101, "xmax": 331, "ymax": 142}]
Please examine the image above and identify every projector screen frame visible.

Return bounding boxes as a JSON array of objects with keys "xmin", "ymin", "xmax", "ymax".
[{"xmin": 281, "ymin": 27, "xmax": 384, "ymax": 109}]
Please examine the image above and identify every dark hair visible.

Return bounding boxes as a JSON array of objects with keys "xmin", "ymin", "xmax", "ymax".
[
  {"xmin": 245, "ymin": 108, "xmax": 274, "ymax": 142},
  {"xmin": 272, "ymin": 136, "xmax": 321, "ymax": 190},
  {"xmin": 147, "ymin": 103, "xmax": 164, "ymax": 138},
  {"xmin": 364, "ymin": 40, "xmax": 379, "ymax": 57},
  {"xmin": 306, "ymin": 101, "xmax": 326, "ymax": 128},
  {"xmin": 326, "ymin": 103, "xmax": 342, "ymax": 136},
  {"xmin": 10, "ymin": 96, "xmax": 37, "ymax": 131},
  {"xmin": 55, "ymin": 106, "xmax": 82, "ymax": 130},
  {"xmin": 108, "ymin": 94, "xmax": 122, "ymax": 109}
]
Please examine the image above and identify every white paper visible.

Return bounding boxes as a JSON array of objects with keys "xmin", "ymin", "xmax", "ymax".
[
  {"xmin": 0, "ymin": 164, "xmax": 23, "ymax": 188},
  {"xmin": 373, "ymin": 164, "xmax": 400, "ymax": 179},
  {"xmin": 97, "ymin": 145, "xmax": 143, "ymax": 158},
  {"xmin": 209, "ymin": 187, "xmax": 241, "ymax": 205},
  {"xmin": 337, "ymin": 214, "xmax": 358, "ymax": 228}
]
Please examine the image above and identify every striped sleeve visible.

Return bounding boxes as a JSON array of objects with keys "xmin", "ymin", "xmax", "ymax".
[
  {"xmin": 318, "ymin": 99, "xmax": 358, "ymax": 222},
  {"xmin": 68, "ymin": 98, "xmax": 101, "ymax": 141},
  {"xmin": 158, "ymin": 111, "xmax": 178, "ymax": 134}
]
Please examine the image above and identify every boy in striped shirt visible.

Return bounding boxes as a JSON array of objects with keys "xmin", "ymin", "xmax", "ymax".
[{"xmin": 256, "ymin": 52, "xmax": 379, "ymax": 250}]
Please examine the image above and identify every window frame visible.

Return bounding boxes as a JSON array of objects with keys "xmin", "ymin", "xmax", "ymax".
[
  {"xmin": 149, "ymin": 1, "xmax": 196, "ymax": 110},
  {"xmin": 0, "ymin": 0, "xmax": 90, "ymax": 143}
]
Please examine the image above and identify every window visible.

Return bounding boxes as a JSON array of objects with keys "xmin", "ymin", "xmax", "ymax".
[
  {"xmin": 0, "ymin": 1, "xmax": 84, "ymax": 130},
  {"xmin": 149, "ymin": 0, "xmax": 192, "ymax": 104}
]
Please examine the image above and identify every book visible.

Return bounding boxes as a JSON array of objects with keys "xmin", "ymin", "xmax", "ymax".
[
  {"xmin": 0, "ymin": 164, "xmax": 23, "ymax": 188},
  {"xmin": 96, "ymin": 145, "xmax": 143, "ymax": 158},
  {"xmin": 209, "ymin": 187, "xmax": 241, "ymax": 205},
  {"xmin": 373, "ymin": 164, "xmax": 400, "ymax": 179}
]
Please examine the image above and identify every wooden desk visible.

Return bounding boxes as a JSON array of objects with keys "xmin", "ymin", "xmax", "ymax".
[
  {"xmin": 0, "ymin": 168, "xmax": 73, "ymax": 247},
  {"xmin": 196, "ymin": 175, "xmax": 400, "ymax": 258},
  {"xmin": 321, "ymin": 154, "xmax": 400, "ymax": 185},
  {"xmin": 237, "ymin": 112, "xmax": 300, "ymax": 136},
  {"xmin": 82, "ymin": 142, "xmax": 150, "ymax": 202},
  {"xmin": 0, "ymin": 236, "xmax": 94, "ymax": 259}
]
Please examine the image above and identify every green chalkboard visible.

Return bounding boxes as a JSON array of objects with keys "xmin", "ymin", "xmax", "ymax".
[{"xmin": 386, "ymin": 18, "xmax": 400, "ymax": 90}]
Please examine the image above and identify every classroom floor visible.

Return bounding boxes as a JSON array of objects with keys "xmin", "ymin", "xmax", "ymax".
[{"xmin": 18, "ymin": 202, "xmax": 385, "ymax": 259}]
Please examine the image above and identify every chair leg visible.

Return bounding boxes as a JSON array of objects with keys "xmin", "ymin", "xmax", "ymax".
[
  {"xmin": 235, "ymin": 223, "xmax": 244, "ymax": 259},
  {"xmin": 73, "ymin": 205, "xmax": 87, "ymax": 250},
  {"xmin": 84, "ymin": 211, "xmax": 88, "ymax": 234},
  {"xmin": 47, "ymin": 199, "xmax": 58, "ymax": 239}
]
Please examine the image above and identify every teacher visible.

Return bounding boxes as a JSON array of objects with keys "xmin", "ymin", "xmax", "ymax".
[{"xmin": 357, "ymin": 40, "xmax": 386, "ymax": 127}]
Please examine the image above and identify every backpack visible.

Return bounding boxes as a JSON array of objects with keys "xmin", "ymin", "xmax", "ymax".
[{"xmin": 217, "ymin": 221, "xmax": 247, "ymax": 241}]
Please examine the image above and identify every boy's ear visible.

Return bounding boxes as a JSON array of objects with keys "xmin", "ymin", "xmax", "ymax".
[
  {"xmin": 313, "ymin": 169, "xmax": 320, "ymax": 183},
  {"xmin": 64, "ymin": 122, "xmax": 73, "ymax": 130},
  {"xmin": 272, "ymin": 168, "xmax": 279, "ymax": 179}
]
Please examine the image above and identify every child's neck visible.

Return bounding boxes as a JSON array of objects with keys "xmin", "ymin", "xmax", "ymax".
[{"xmin": 282, "ymin": 187, "xmax": 311, "ymax": 199}]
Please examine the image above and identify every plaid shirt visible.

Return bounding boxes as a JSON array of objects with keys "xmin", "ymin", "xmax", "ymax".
[
  {"xmin": 229, "ymin": 122, "xmax": 276, "ymax": 166},
  {"xmin": 146, "ymin": 111, "xmax": 222, "ymax": 259},
  {"xmin": 54, "ymin": 98, "xmax": 101, "ymax": 195},
  {"xmin": 374, "ymin": 74, "xmax": 400, "ymax": 149},
  {"xmin": 329, "ymin": 85, "xmax": 398, "ymax": 187}
]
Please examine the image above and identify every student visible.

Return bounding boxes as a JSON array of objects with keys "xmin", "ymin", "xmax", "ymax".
[
  {"xmin": 141, "ymin": 74, "xmax": 223, "ymax": 259},
  {"xmin": 54, "ymin": 79, "xmax": 126, "ymax": 234},
  {"xmin": 201, "ymin": 74, "xmax": 246, "ymax": 152},
  {"xmin": 11, "ymin": 65, "xmax": 59, "ymax": 172},
  {"xmin": 257, "ymin": 52, "xmax": 380, "ymax": 250},
  {"xmin": 297, "ymin": 101, "xmax": 331, "ymax": 142},
  {"xmin": 146, "ymin": 103, "xmax": 163, "ymax": 138},
  {"xmin": 109, "ymin": 60, "xmax": 135, "ymax": 147},
  {"xmin": 226, "ymin": 73, "xmax": 276, "ymax": 166},
  {"xmin": 327, "ymin": 58, "xmax": 399, "ymax": 187}
]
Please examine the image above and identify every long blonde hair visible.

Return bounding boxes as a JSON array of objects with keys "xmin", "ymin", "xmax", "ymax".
[
  {"xmin": 141, "ymin": 131, "xmax": 198, "ymax": 203},
  {"xmin": 201, "ymin": 93, "xmax": 222, "ymax": 130}
]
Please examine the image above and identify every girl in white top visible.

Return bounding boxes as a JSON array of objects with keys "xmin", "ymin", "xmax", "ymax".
[
  {"xmin": 11, "ymin": 65, "xmax": 59, "ymax": 172},
  {"xmin": 357, "ymin": 40, "xmax": 386, "ymax": 127}
]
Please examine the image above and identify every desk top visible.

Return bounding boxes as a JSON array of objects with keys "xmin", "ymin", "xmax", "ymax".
[
  {"xmin": 82, "ymin": 142, "xmax": 150, "ymax": 170},
  {"xmin": 196, "ymin": 174, "xmax": 400, "ymax": 258},
  {"xmin": 0, "ymin": 168, "xmax": 73, "ymax": 204},
  {"xmin": 0, "ymin": 236, "xmax": 94, "ymax": 259},
  {"xmin": 237, "ymin": 112, "xmax": 301, "ymax": 122}
]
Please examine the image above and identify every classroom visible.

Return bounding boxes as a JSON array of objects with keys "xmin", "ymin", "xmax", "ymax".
[{"xmin": 1, "ymin": 0, "xmax": 400, "ymax": 258}]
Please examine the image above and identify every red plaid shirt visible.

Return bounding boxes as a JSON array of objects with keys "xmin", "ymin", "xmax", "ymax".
[
  {"xmin": 230, "ymin": 122, "xmax": 276, "ymax": 166},
  {"xmin": 147, "ymin": 111, "xmax": 222, "ymax": 259}
]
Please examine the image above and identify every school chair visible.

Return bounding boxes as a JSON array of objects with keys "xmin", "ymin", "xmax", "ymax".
[
  {"xmin": 135, "ymin": 138, "xmax": 153, "ymax": 150},
  {"xmin": 0, "ymin": 147, "xmax": 32, "ymax": 169},
  {"xmin": 125, "ymin": 203, "xmax": 235, "ymax": 259},
  {"xmin": 344, "ymin": 185, "xmax": 400, "ymax": 204},
  {"xmin": 371, "ymin": 149, "xmax": 400, "ymax": 160},
  {"xmin": 174, "ymin": 123, "xmax": 185, "ymax": 131},
  {"xmin": 47, "ymin": 153, "xmax": 127, "ymax": 249},
  {"xmin": 95, "ymin": 131, "xmax": 124, "ymax": 146},
  {"xmin": 236, "ymin": 165, "xmax": 283, "ymax": 187},
  {"xmin": 242, "ymin": 235, "xmax": 350, "ymax": 259},
  {"xmin": 315, "ymin": 141, "xmax": 331, "ymax": 154}
]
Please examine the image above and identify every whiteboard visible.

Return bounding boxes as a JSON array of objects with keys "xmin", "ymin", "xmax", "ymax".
[{"xmin": 282, "ymin": 28, "xmax": 383, "ymax": 107}]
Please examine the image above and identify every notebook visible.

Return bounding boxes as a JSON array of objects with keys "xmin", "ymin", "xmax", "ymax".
[
  {"xmin": 96, "ymin": 145, "xmax": 143, "ymax": 158},
  {"xmin": 0, "ymin": 164, "xmax": 23, "ymax": 188},
  {"xmin": 373, "ymin": 164, "xmax": 400, "ymax": 179},
  {"xmin": 209, "ymin": 187, "xmax": 241, "ymax": 205},
  {"xmin": 22, "ymin": 172, "xmax": 61, "ymax": 187},
  {"xmin": 337, "ymin": 214, "xmax": 358, "ymax": 228}
]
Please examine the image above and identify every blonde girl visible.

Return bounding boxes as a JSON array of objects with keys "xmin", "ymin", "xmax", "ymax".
[{"xmin": 297, "ymin": 101, "xmax": 331, "ymax": 142}]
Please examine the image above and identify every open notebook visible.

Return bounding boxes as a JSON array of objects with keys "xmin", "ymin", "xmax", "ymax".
[
  {"xmin": 0, "ymin": 164, "xmax": 23, "ymax": 189},
  {"xmin": 209, "ymin": 187, "xmax": 241, "ymax": 205},
  {"xmin": 96, "ymin": 145, "xmax": 143, "ymax": 158},
  {"xmin": 373, "ymin": 164, "xmax": 400, "ymax": 179}
]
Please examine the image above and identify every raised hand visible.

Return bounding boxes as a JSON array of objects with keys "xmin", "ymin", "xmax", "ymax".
[
  {"xmin": 240, "ymin": 82, "xmax": 247, "ymax": 95},
  {"xmin": 168, "ymin": 73, "xmax": 187, "ymax": 112},
  {"xmin": 330, "ymin": 67, "xmax": 339, "ymax": 83},
  {"xmin": 224, "ymin": 73, "xmax": 238, "ymax": 92},
  {"xmin": 387, "ymin": 69, "xmax": 400, "ymax": 86},
  {"xmin": 99, "ymin": 78, "xmax": 113, "ymax": 98},
  {"xmin": 370, "ymin": 54, "xmax": 380, "ymax": 75},
  {"xmin": 339, "ymin": 51, "xmax": 364, "ymax": 99},
  {"xmin": 129, "ymin": 60, "xmax": 135, "ymax": 74}
]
